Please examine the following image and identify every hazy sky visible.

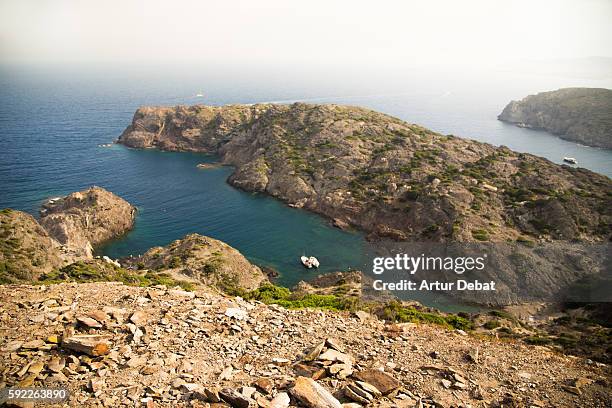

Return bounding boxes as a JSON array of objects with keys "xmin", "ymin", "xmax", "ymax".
[{"xmin": 0, "ymin": 0, "xmax": 611, "ymax": 69}]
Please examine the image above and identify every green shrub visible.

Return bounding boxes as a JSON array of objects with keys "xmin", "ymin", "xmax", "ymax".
[
  {"xmin": 489, "ymin": 310, "xmax": 514, "ymax": 320},
  {"xmin": 243, "ymin": 284, "xmax": 357, "ymax": 311},
  {"xmin": 38, "ymin": 261, "xmax": 195, "ymax": 291},
  {"xmin": 168, "ymin": 256, "xmax": 182, "ymax": 268},
  {"xmin": 524, "ymin": 335, "xmax": 551, "ymax": 345},
  {"xmin": 379, "ymin": 301, "xmax": 473, "ymax": 330},
  {"xmin": 483, "ymin": 319, "xmax": 501, "ymax": 330},
  {"xmin": 471, "ymin": 229, "xmax": 489, "ymax": 241},
  {"xmin": 516, "ymin": 236, "xmax": 535, "ymax": 247}
]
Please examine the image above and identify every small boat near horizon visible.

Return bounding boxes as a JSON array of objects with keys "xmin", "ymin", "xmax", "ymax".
[
  {"xmin": 300, "ymin": 255, "xmax": 320, "ymax": 269},
  {"xmin": 563, "ymin": 157, "xmax": 578, "ymax": 164}
]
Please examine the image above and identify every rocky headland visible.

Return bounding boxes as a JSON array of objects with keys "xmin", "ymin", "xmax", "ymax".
[
  {"xmin": 1, "ymin": 187, "xmax": 136, "ymax": 283},
  {"xmin": 117, "ymin": 103, "xmax": 611, "ymax": 305},
  {"xmin": 498, "ymin": 88, "xmax": 612, "ymax": 149},
  {"xmin": 118, "ymin": 103, "xmax": 610, "ymax": 243},
  {"xmin": 39, "ymin": 186, "xmax": 137, "ymax": 258}
]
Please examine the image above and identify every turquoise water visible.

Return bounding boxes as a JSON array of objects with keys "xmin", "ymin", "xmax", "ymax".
[
  {"xmin": 0, "ymin": 65, "xmax": 610, "ymax": 306},
  {"xmin": 95, "ymin": 148, "xmax": 369, "ymax": 285}
]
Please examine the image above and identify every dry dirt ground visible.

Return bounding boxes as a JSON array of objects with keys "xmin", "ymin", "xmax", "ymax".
[{"xmin": 0, "ymin": 282, "xmax": 610, "ymax": 407}]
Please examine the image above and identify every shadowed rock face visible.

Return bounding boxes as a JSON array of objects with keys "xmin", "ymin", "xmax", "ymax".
[
  {"xmin": 0, "ymin": 209, "xmax": 65, "ymax": 282},
  {"xmin": 40, "ymin": 186, "xmax": 136, "ymax": 258},
  {"xmin": 498, "ymin": 87, "xmax": 612, "ymax": 149},
  {"xmin": 118, "ymin": 103, "xmax": 611, "ymax": 244}
]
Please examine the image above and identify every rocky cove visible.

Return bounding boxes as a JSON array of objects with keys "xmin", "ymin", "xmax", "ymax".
[{"xmin": 116, "ymin": 103, "xmax": 611, "ymax": 306}]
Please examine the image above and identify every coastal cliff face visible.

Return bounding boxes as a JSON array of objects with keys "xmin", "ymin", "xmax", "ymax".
[
  {"xmin": 498, "ymin": 88, "xmax": 612, "ymax": 149},
  {"xmin": 39, "ymin": 186, "xmax": 136, "ymax": 258},
  {"xmin": 118, "ymin": 103, "xmax": 611, "ymax": 244}
]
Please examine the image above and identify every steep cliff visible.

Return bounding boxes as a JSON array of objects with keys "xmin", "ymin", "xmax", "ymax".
[{"xmin": 498, "ymin": 87, "xmax": 612, "ymax": 149}]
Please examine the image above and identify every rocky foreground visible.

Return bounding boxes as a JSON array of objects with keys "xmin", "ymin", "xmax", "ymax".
[
  {"xmin": 1, "ymin": 282, "xmax": 610, "ymax": 407},
  {"xmin": 498, "ymin": 88, "xmax": 612, "ymax": 149}
]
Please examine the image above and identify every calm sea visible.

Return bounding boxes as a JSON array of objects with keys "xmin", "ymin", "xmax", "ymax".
[{"xmin": 1, "ymin": 65, "xmax": 610, "ymax": 309}]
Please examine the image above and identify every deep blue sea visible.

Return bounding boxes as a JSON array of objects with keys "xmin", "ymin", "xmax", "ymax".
[{"xmin": 1, "ymin": 65, "xmax": 610, "ymax": 309}]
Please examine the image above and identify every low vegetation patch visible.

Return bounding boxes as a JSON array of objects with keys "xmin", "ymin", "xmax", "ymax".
[
  {"xmin": 39, "ymin": 261, "xmax": 195, "ymax": 291},
  {"xmin": 240, "ymin": 284, "xmax": 358, "ymax": 311},
  {"xmin": 238, "ymin": 284, "xmax": 473, "ymax": 331}
]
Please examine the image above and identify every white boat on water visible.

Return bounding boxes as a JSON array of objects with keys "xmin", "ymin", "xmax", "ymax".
[
  {"xmin": 563, "ymin": 157, "xmax": 578, "ymax": 164},
  {"xmin": 308, "ymin": 256, "xmax": 320, "ymax": 268},
  {"xmin": 300, "ymin": 255, "xmax": 320, "ymax": 269}
]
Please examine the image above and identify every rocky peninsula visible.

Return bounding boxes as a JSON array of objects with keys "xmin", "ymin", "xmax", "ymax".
[
  {"xmin": 40, "ymin": 186, "xmax": 137, "ymax": 258},
  {"xmin": 118, "ymin": 103, "xmax": 611, "ymax": 243},
  {"xmin": 498, "ymin": 88, "xmax": 612, "ymax": 149}
]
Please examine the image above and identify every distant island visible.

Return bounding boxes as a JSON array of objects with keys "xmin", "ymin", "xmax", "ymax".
[{"xmin": 498, "ymin": 87, "xmax": 612, "ymax": 149}]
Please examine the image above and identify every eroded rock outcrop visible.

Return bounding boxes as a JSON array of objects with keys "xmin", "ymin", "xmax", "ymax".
[
  {"xmin": 40, "ymin": 186, "xmax": 136, "ymax": 258},
  {"xmin": 124, "ymin": 233, "xmax": 267, "ymax": 291},
  {"xmin": 498, "ymin": 87, "xmax": 612, "ymax": 149}
]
